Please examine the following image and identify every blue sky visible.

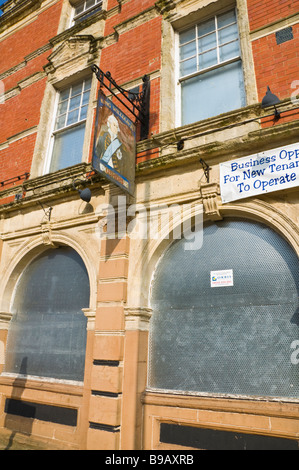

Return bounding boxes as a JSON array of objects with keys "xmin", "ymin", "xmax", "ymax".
[{"xmin": 0, "ymin": 0, "xmax": 6, "ymax": 15}]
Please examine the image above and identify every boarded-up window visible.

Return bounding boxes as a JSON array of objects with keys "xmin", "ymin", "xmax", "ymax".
[
  {"xmin": 5, "ymin": 247, "xmax": 90, "ymax": 382},
  {"xmin": 149, "ymin": 219, "xmax": 299, "ymax": 399}
]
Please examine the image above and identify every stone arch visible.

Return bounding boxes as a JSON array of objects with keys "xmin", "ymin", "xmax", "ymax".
[
  {"xmin": 0, "ymin": 231, "xmax": 97, "ymax": 315},
  {"xmin": 127, "ymin": 198, "xmax": 299, "ymax": 310},
  {"xmin": 2, "ymin": 235, "xmax": 93, "ymax": 381},
  {"xmin": 147, "ymin": 210, "xmax": 299, "ymax": 397}
]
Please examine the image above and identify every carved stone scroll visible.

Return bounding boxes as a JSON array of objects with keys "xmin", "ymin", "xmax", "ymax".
[{"xmin": 200, "ymin": 182, "xmax": 223, "ymax": 220}]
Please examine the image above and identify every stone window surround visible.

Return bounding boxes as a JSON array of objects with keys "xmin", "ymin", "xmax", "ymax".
[
  {"xmin": 159, "ymin": 0, "xmax": 258, "ymax": 133},
  {"xmin": 58, "ymin": 0, "xmax": 108, "ymax": 34},
  {"xmin": 30, "ymin": 35, "xmax": 101, "ymax": 179},
  {"xmin": 71, "ymin": 0, "xmax": 104, "ymax": 27}
]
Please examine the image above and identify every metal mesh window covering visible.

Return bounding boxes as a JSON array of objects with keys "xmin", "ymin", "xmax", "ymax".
[
  {"xmin": 275, "ymin": 27, "xmax": 293, "ymax": 45},
  {"xmin": 4, "ymin": 247, "xmax": 90, "ymax": 382},
  {"xmin": 149, "ymin": 219, "xmax": 299, "ymax": 399}
]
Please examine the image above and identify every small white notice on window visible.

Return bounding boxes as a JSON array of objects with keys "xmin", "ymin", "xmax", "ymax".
[{"xmin": 210, "ymin": 269, "xmax": 234, "ymax": 287}]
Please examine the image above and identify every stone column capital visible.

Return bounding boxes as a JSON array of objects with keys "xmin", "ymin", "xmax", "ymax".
[{"xmin": 124, "ymin": 307, "xmax": 152, "ymax": 331}]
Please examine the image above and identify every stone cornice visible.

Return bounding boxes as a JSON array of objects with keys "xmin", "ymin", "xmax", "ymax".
[
  {"xmin": 1, "ymin": 209, "xmax": 102, "ymax": 242},
  {"xmin": 0, "ymin": 93, "xmax": 298, "ymax": 213},
  {"xmin": 124, "ymin": 307, "xmax": 152, "ymax": 331},
  {"xmin": 137, "ymin": 102, "xmax": 263, "ymax": 154},
  {"xmin": 0, "ymin": 44, "xmax": 51, "ymax": 82},
  {"xmin": 250, "ymin": 11, "xmax": 299, "ymax": 41},
  {"xmin": 3, "ymin": 70, "xmax": 46, "ymax": 102},
  {"xmin": 0, "ymin": 311, "xmax": 13, "ymax": 322},
  {"xmin": 44, "ymin": 34, "xmax": 100, "ymax": 77},
  {"xmin": 1, "ymin": 107, "xmax": 299, "ymax": 212},
  {"xmin": 136, "ymin": 100, "xmax": 299, "ymax": 175},
  {"xmin": 0, "ymin": 0, "xmax": 43, "ymax": 33},
  {"xmin": 0, "ymin": 163, "xmax": 105, "ymax": 213},
  {"xmin": 155, "ymin": 0, "xmax": 177, "ymax": 15}
]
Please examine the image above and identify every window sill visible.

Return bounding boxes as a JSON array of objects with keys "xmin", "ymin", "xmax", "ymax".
[
  {"xmin": 0, "ymin": 373, "xmax": 84, "ymax": 396},
  {"xmin": 143, "ymin": 389, "xmax": 299, "ymax": 417}
]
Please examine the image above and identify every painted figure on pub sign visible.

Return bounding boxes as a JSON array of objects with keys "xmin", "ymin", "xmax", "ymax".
[{"xmin": 92, "ymin": 91, "xmax": 136, "ymax": 195}]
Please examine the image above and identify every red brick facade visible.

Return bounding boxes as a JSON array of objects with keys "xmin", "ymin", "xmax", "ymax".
[
  {"xmin": 0, "ymin": 0, "xmax": 298, "ymax": 451},
  {"xmin": 1, "ymin": 0, "xmax": 298, "ymax": 193},
  {"xmin": 248, "ymin": 0, "xmax": 299, "ymax": 30}
]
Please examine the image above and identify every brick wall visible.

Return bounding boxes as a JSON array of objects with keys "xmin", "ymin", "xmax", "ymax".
[
  {"xmin": 0, "ymin": 0, "xmax": 299, "ymax": 200},
  {"xmin": 105, "ymin": 0, "xmax": 156, "ymax": 37},
  {"xmin": 0, "ymin": 2, "xmax": 62, "ymax": 74},
  {"xmin": 101, "ymin": 18, "xmax": 162, "ymax": 84},
  {"xmin": 247, "ymin": 0, "xmax": 299, "ymax": 31},
  {"xmin": 0, "ymin": 1, "xmax": 63, "ymax": 195},
  {"xmin": 252, "ymin": 23, "xmax": 299, "ymax": 102},
  {"xmin": 0, "ymin": 78, "xmax": 47, "ymax": 144},
  {"xmin": 100, "ymin": 14, "xmax": 162, "ymax": 137}
]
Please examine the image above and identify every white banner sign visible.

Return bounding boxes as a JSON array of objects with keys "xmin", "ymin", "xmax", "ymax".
[{"xmin": 220, "ymin": 142, "xmax": 299, "ymax": 203}]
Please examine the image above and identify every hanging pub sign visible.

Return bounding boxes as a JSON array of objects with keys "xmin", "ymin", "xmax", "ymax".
[
  {"xmin": 220, "ymin": 142, "xmax": 299, "ymax": 203},
  {"xmin": 92, "ymin": 90, "xmax": 136, "ymax": 195}
]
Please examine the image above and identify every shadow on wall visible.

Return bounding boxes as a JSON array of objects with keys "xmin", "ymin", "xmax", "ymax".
[{"xmin": 4, "ymin": 357, "xmax": 33, "ymax": 450}]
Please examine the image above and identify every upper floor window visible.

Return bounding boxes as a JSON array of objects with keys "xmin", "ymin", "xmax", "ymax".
[
  {"xmin": 72, "ymin": 0, "xmax": 103, "ymax": 25},
  {"xmin": 48, "ymin": 77, "xmax": 91, "ymax": 173},
  {"xmin": 178, "ymin": 9, "xmax": 246, "ymax": 125}
]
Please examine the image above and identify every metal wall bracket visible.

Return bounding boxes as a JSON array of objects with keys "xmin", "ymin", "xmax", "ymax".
[
  {"xmin": 199, "ymin": 158, "xmax": 211, "ymax": 183},
  {"xmin": 91, "ymin": 65, "xmax": 150, "ymax": 140}
]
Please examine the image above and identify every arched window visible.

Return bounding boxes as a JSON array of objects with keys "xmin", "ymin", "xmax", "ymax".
[
  {"xmin": 149, "ymin": 219, "xmax": 299, "ymax": 399},
  {"xmin": 4, "ymin": 247, "xmax": 90, "ymax": 382}
]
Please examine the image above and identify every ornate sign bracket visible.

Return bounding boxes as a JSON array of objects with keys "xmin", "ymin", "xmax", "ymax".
[{"xmin": 91, "ymin": 65, "xmax": 150, "ymax": 140}]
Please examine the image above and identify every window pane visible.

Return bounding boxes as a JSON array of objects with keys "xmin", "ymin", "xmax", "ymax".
[
  {"xmin": 180, "ymin": 28, "xmax": 196, "ymax": 45},
  {"xmin": 180, "ymin": 41, "xmax": 196, "ymax": 61},
  {"xmin": 219, "ymin": 41, "xmax": 240, "ymax": 62},
  {"xmin": 84, "ymin": 77, "xmax": 92, "ymax": 91},
  {"xmin": 198, "ymin": 49, "xmax": 217, "ymax": 70},
  {"xmin": 180, "ymin": 57, "xmax": 197, "ymax": 77},
  {"xmin": 50, "ymin": 122, "xmax": 86, "ymax": 172},
  {"xmin": 5, "ymin": 247, "xmax": 90, "ymax": 382},
  {"xmin": 69, "ymin": 94, "xmax": 81, "ymax": 111},
  {"xmin": 218, "ymin": 23, "xmax": 238, "ymax": 44},
  {"xmin": 66, "ymin": 108, "xmax": 80, "ymax": 126},
  {"xmin": 75, "ymin": 3, "xmax": 84, "ymax": 15},
  {"xmin": 218, "ymin": 9, "xmax": 236, "ymax": 28},
  {"xmin": 60, "ymin": 88, "xmax": 70, "ymax": 101},
  {"xmin": 86, "ymin": 0, "xmax": 95, "ymax": 9},
  {"xmin": 149, "ymin": 219, "xmax": 299, "ymax": 399},
  {"xmin": 57, "ymin": 99, "xmax": 68, "ymax": 115},
  {"xmin": 80, "ymin": 105, "xmax": 88, "ymax": 120},
  {"xmin": 82, "ymin": 90, "xmax": 90, "ymax": 106},
  {"xmin": 55, "ymin": 113, "xmax": 66, "ymax": 130},
  {"xmin": 71, "ymin": 82, "xmax": 83, "ymax": 97},
  {"xmin": 197, "ymin": 17, "xmax": 215, "ymax": 37},
  {"xmin": 74, "ymin": 0, "xmax": 102, "ymax": 24},
  {"xmin": 181, "ymin": 60, "xmax": 245, "ymax": 124},
  {"xmin": 198, "ymin": 32, "xmax": 216, "ymax": 53}
]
